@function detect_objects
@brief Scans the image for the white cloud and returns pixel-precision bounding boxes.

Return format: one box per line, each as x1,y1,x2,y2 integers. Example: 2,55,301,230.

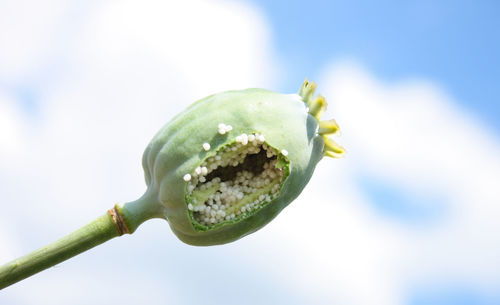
321,62,500,284
0,0,279,223
0,0,69,81
0,94,28,160
0,0,281,302
220,61,500,304
0,223,21,263
254,61,500,304
75,0,278,96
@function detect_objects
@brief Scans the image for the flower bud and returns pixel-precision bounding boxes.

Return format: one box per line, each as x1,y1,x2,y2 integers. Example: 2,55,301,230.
142,80,344,245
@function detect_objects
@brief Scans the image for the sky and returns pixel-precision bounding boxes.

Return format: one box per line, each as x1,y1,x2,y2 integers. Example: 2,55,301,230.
252,0,500,131
1,1,499,304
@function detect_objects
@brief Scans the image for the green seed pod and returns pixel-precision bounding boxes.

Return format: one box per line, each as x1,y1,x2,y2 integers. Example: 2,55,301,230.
142,80,344,245
0,80,345,289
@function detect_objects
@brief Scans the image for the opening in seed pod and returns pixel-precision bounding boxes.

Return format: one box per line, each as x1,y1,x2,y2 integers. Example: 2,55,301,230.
185,133,289,230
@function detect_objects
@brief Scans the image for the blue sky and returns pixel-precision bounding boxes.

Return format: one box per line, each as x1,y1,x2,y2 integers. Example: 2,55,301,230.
1,1,499,305
252,0,500,131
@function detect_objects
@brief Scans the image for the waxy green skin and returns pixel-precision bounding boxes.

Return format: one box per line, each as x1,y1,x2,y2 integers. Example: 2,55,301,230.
0,82,340,289
142,89,325,246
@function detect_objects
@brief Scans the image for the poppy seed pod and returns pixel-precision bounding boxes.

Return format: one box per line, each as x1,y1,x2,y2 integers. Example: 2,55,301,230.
0,80,345,289
142,80,344,245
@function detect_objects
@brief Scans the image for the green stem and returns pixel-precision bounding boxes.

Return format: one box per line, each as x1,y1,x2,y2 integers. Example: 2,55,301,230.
0,212,117,290
0,192,165,290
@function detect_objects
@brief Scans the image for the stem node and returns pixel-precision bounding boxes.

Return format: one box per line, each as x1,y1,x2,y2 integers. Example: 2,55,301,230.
108,204,130,236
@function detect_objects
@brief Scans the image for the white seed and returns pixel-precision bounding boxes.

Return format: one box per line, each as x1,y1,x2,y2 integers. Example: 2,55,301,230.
201,166,208,176
241,133,248,145
203,143,211,151
195,167,202,175
183,174,191,182
281,149,288,156
188,203,194,211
